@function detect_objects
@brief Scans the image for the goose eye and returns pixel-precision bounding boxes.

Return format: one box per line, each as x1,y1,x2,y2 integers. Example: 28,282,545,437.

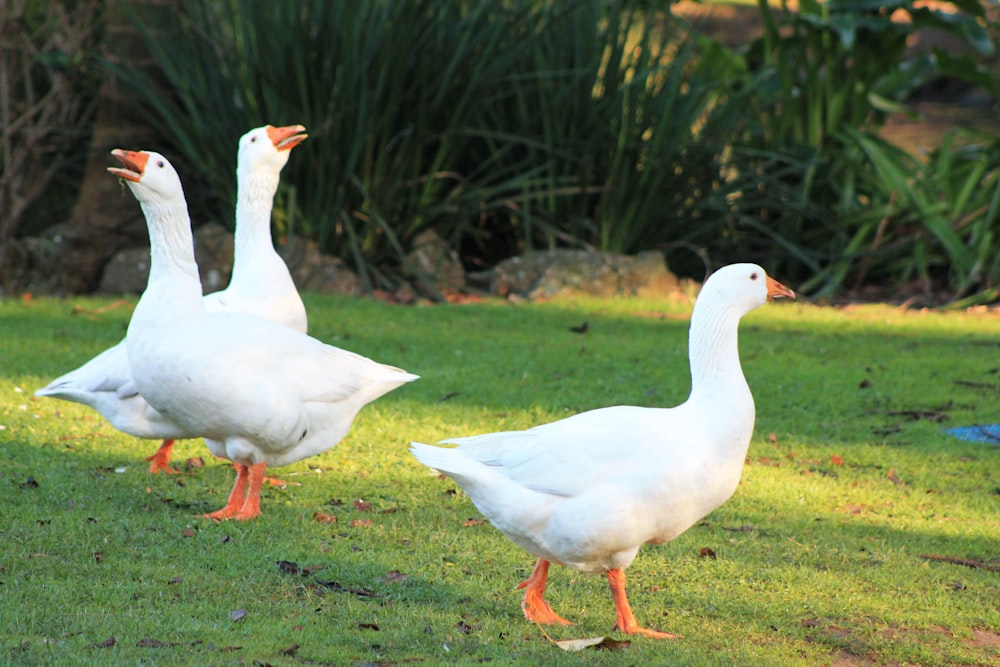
750,272,758,281
250,136,258,143
156,160,165,168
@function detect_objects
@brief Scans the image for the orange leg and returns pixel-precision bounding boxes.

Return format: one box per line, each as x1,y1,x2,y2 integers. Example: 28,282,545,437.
146,439,179,474
607,568,678,639
231,462,284,488
232,462,267,520
515,559,572,625
202,463,250,520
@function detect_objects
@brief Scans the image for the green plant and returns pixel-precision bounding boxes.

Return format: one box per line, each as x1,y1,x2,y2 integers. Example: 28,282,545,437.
110,1,755,290
725,0,998,299
803,129,1000,302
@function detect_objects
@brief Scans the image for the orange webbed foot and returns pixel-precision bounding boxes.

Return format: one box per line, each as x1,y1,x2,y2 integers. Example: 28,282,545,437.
200,462,251,521
517,559,573,626
613,622,679,639
146,439,179,474
521,587,573,626
607,568,678,640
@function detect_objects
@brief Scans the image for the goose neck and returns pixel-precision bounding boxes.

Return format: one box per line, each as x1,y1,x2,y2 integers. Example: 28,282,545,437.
141,197,200,290
687,299,746,398
234,169,280,250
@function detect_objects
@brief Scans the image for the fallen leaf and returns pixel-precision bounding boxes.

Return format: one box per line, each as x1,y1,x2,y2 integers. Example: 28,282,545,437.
569,321,589,334
859,379,872,389
19,477,39,490
768,432,778,443
463,518,485,527
230,609,247,622
699,547,717,559
378,569,407,583
553,636,631,651
183,457,204,470
723,525,756,532
92,551,103,563
279,643,299,656
136,638,172,648
313,580,380,598
359,622,380,631
353,499,373,512
829,454,844,466
455,620,479,634
93,636,116,648
887,469,902,485
277,560,304,576
350,518,373,528
313,511,338,524
181,527,196,538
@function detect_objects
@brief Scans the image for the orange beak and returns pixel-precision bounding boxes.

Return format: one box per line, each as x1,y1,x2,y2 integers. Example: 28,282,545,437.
107,149,149,182
266,124,308,151
766,275,795,300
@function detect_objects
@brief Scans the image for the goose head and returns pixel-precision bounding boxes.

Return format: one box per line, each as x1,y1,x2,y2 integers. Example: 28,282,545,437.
237,124,308,177
108,149,184,203
696,263,795,319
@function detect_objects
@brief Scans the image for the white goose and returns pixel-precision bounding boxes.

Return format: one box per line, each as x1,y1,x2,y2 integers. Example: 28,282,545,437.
113,148,417,520
411,263,794,638
35,125,308,473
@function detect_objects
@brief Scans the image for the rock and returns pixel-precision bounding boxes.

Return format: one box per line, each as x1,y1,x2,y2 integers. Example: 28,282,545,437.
403,229,465,297
97,222,235,295
97,247,151,295
193,223,234,293
96,227,362,297
489,249,679,300
279,235,361,296
0,225,79,296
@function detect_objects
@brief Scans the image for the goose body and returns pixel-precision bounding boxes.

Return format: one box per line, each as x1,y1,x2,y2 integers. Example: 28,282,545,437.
411,263,793,637
115,148,416,520
36,125,308,472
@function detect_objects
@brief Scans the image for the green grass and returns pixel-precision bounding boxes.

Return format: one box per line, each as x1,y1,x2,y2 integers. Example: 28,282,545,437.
1,292,998,666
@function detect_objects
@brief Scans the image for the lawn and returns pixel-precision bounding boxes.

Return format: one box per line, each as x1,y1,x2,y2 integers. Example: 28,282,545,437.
1,291,998,666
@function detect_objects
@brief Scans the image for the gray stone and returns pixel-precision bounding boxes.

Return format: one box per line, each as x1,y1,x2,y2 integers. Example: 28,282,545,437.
279,235,361,296
490,249,679,300
97,247,151,295
403,229,465,297
97,222,235,295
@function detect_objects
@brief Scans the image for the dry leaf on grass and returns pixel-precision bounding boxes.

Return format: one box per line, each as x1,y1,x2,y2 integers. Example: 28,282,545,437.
378,569,407,583
553,636,631,651
536,622,631,652
353,499,373,512
277,560,304,576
